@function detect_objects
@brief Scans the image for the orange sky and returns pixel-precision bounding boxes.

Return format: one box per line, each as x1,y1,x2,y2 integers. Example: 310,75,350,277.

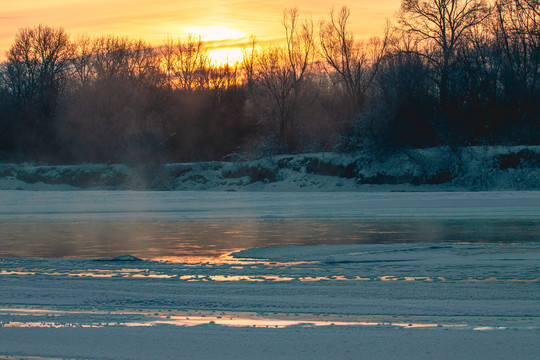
1,0,400,63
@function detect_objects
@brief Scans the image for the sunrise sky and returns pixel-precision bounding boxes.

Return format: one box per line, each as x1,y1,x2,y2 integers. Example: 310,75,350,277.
1,0,400,63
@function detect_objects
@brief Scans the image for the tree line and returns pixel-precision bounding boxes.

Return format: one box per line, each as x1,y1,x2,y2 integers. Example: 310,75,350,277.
0,0,539,164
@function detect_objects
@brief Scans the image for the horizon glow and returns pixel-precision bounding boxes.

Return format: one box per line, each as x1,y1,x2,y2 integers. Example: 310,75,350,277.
0,0,400,64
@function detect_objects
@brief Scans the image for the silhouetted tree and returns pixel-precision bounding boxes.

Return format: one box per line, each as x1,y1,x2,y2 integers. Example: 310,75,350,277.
3,2,540,165
376,46,438,149
493,0,540,142
320,6,388,115
397,0,490,117
319,6,389,152
71,35,94,87
252,7,315,153
90,36,157,84
2,25,74,157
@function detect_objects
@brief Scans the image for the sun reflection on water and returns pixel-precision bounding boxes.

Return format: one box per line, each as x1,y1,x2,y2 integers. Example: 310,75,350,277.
1,268,538,283
0,307,470,330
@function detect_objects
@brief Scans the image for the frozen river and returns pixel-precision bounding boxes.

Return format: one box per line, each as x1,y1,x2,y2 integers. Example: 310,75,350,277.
1,190,540,260
1,190,539,359
2,190,540,221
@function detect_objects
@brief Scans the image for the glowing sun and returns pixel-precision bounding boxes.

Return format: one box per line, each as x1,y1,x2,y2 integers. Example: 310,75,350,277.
181,25,247,64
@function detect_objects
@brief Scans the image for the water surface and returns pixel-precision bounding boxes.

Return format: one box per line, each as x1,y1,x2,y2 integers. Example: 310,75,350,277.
1,191,538,260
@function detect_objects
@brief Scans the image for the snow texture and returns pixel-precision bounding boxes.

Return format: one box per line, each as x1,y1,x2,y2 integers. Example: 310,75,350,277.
0,242,539,359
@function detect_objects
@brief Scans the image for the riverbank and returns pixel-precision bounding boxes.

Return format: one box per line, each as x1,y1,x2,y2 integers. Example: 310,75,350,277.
1,145,539,191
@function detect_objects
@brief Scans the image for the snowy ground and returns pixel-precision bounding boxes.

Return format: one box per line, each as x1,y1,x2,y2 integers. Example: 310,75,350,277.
0,191,539,359
1,242,539,359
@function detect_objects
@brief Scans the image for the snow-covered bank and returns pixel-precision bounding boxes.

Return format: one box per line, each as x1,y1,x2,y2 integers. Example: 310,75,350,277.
1,145,539,191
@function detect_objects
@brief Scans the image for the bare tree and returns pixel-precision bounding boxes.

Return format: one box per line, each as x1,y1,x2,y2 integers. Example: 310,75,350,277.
175,35,209,91
207,63,240,95
494,0,540,98
397,0,490,112
3,25,74,154
241,35,257,93
161,34,177,88
92,36,130,80
90,36,156,83
5,25,73,104
491,0,540,142
320,6,388,115
255,46,296,143
253,7,315,152
71,35,94,87
283,7,315,85
126,39,157,84
158,35,209,91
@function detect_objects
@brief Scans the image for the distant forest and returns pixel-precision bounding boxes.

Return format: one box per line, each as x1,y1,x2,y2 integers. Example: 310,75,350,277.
1,0,539,164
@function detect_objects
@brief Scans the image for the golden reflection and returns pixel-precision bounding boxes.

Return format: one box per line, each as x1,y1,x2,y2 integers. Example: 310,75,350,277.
0,270,36,275
403,276,434,282
1,267,539,283
0,307,467,330
473,326,508,331
150,252,316,266
131,273,175,279
210,275,265,282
